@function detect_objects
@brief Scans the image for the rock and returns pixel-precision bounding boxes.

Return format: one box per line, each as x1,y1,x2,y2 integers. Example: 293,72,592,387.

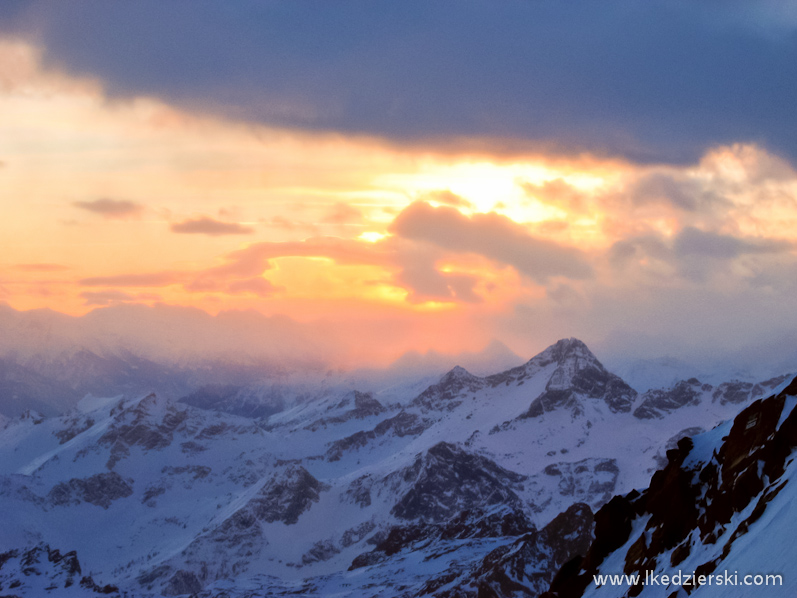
48,472,133,509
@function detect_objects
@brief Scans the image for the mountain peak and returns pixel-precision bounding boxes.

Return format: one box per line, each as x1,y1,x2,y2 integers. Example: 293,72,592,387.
411,366,485,411
441,365,477,383
543,338,595,365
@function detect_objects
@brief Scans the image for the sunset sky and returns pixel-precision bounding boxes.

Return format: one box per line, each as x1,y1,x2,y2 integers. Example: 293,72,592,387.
2,1,797,369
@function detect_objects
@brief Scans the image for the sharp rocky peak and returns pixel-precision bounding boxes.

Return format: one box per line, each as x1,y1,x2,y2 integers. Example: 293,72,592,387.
440,365,479,384
530,338,599,370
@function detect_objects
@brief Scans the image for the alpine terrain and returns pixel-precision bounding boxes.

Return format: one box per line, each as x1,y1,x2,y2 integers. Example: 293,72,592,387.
0,338,792,597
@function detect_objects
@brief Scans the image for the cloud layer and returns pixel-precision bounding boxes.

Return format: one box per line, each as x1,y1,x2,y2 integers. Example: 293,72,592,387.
2,1,796,163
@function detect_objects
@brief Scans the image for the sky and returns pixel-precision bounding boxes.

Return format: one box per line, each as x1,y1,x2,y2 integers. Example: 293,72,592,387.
1,1,797,372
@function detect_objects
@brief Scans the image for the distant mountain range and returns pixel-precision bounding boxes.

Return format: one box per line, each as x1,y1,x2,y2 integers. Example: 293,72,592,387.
0,338,794,597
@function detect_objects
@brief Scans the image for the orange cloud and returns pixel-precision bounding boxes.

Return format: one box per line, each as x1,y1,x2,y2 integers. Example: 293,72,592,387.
73,198,144,219
12,263,70,272
80,290,162,306
390,201,593,283
79,272,187,287
170,217,255,236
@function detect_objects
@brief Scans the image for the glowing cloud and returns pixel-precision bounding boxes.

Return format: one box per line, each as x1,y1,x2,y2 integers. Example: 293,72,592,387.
73,198,143,219
170,217,255,236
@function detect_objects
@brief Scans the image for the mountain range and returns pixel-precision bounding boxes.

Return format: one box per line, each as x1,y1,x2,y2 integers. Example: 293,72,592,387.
0,338,793,597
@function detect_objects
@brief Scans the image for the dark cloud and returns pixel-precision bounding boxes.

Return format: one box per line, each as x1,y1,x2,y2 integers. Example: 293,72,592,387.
3,1,796,163
73,198,143,219
673,227,791,259
390,202,593,283
609,235,671,267
170,217,255,236
609,227,794,283
625,172,725,213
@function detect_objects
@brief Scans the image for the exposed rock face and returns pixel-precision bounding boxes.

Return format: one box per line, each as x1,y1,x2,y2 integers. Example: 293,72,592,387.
0,544,117,596
516,339,637,419
529,458,619,513
53,415,95,444
48,472,133,509
711,374,790,406
350,503,593,598
391,442,526,522
326,410,429,461
306,391,387,431
98,393,189,468
353,391,386,417
163,569,202,596
179,384,283,419
633,378,706,419
454,503,594,598
350,506,536,570
542,376,797,598
247,465,328,525
141,465,329,593
412,366,486,412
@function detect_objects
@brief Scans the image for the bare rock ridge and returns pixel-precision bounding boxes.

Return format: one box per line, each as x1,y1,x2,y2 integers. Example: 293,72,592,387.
48,471,133,509
390,441,526,522
542,375,797,598
412,366,487,412
633,378,707,419
0,544,118,596
516,338,637,418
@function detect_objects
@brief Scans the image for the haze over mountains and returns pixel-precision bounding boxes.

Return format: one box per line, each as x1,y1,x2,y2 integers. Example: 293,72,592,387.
0,336,793,597
2,302,795,420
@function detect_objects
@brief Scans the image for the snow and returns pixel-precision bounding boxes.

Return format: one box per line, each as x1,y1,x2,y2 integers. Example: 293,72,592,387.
0,338,793,597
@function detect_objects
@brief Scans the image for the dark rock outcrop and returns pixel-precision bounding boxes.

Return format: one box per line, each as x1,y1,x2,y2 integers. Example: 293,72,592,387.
412,366,486,412
48,472,133,509
542,376,797,598
392,442,526,522
514,339,637,419
633,378,705,419
0,545,116,596
326,410,429,461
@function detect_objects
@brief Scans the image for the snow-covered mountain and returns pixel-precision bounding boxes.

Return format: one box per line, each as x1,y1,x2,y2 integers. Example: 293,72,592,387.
0,338,792,597
542,378,797,598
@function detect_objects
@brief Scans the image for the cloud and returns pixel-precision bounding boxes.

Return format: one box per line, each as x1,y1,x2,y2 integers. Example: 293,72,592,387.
73,198,143,219
608,227,794,284
5,2,797,163
12,263,70,272
170,217,255,236
419,190,473,208
520,179,587,213
321,203,363,225
624,172,726,213
390,202,593,283
80,290,161,306
79,272,185,287
673,227,791,259
226,277,280,297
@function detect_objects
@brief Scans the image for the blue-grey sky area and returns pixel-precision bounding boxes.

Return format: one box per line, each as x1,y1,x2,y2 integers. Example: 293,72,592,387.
2,0,796,164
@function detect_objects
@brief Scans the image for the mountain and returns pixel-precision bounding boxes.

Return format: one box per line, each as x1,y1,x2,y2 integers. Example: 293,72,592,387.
542,377,797,598
0,337,792,597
